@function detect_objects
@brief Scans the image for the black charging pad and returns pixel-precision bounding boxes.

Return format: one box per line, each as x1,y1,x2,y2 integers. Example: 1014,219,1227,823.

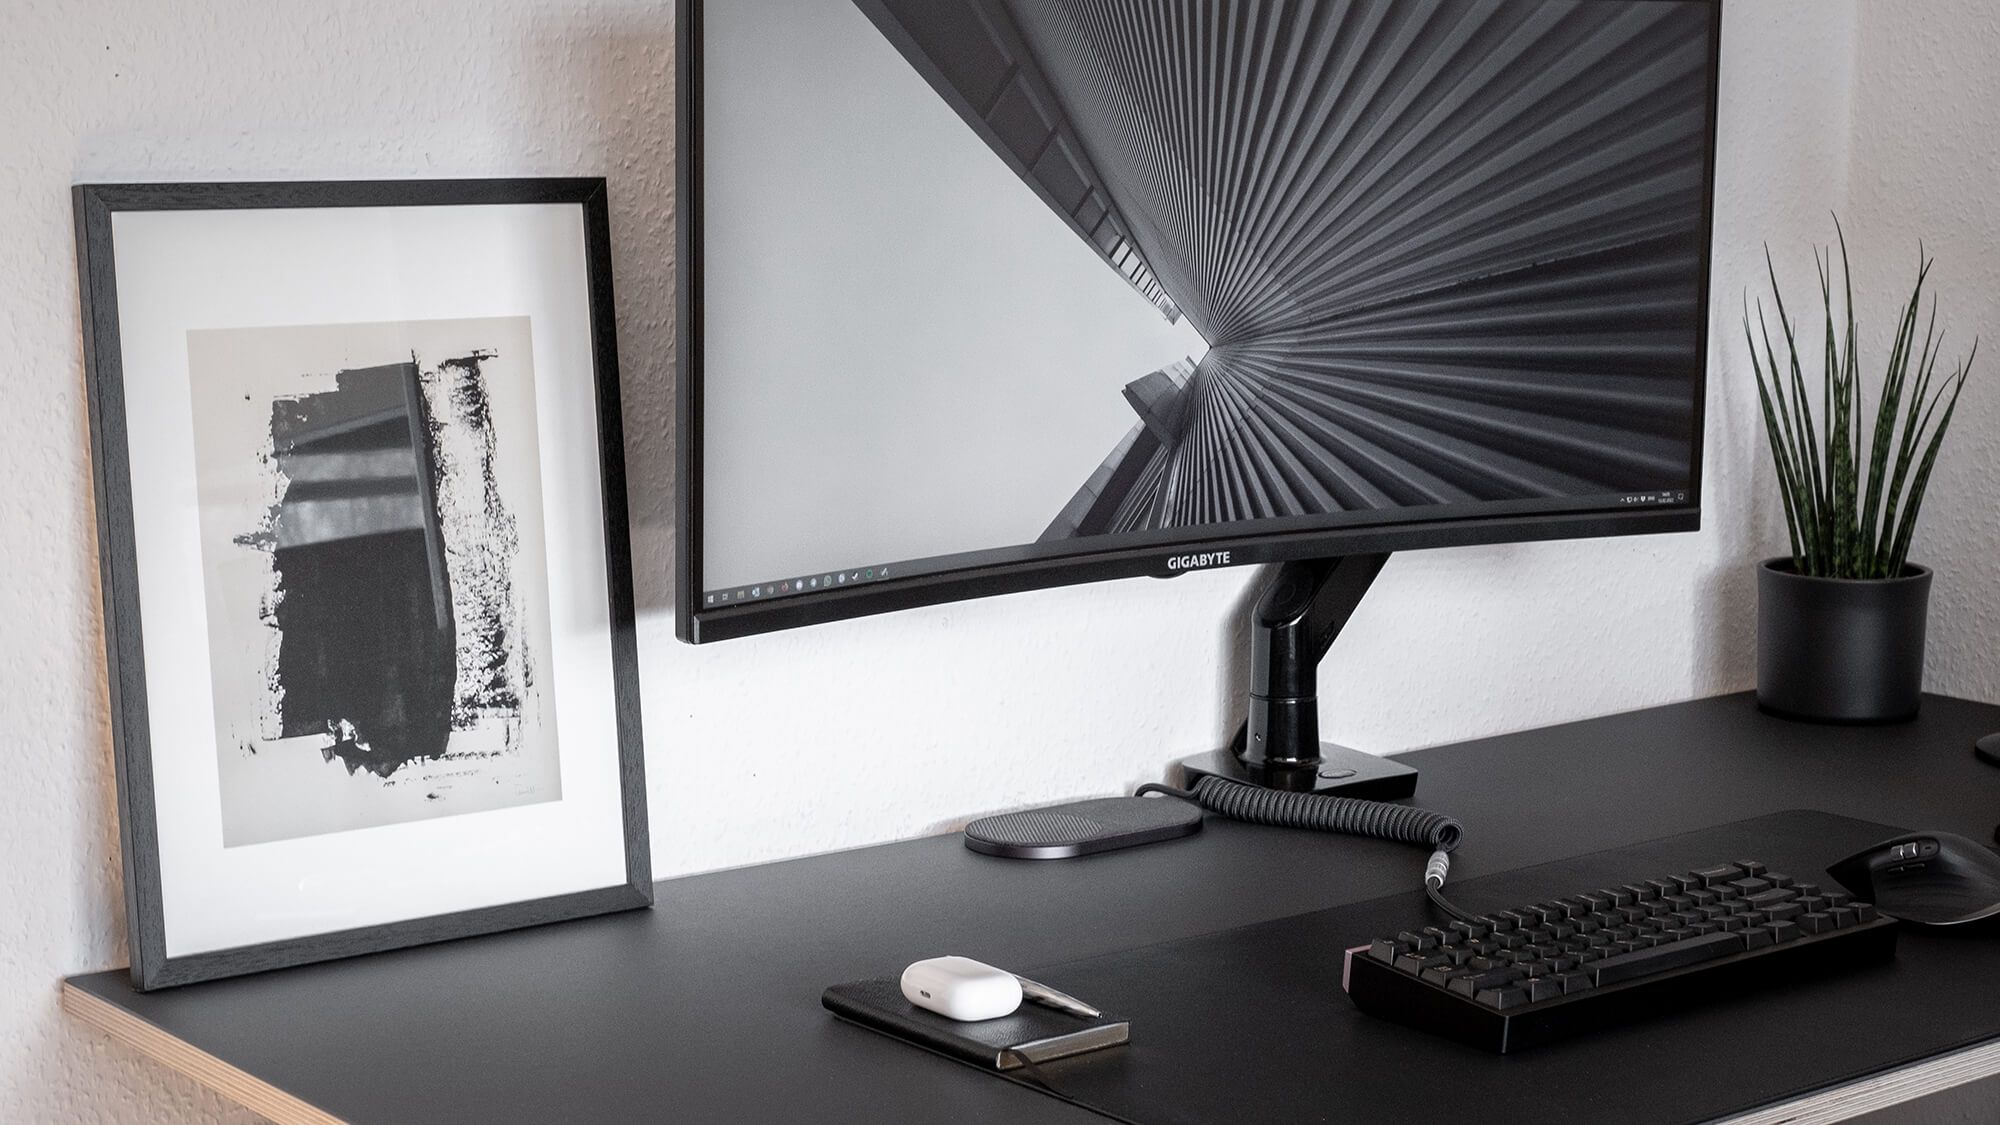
963,796,1203,859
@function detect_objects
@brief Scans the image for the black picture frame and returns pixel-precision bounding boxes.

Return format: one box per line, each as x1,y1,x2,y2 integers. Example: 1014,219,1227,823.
673,0,1723,643
74,178,651,991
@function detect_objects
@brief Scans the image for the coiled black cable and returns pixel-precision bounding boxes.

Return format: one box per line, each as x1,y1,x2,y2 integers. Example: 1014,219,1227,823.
1136,775,1477,921
1144,775,1462,850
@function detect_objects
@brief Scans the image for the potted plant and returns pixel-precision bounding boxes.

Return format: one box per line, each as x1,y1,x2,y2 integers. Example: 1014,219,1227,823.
1747,224,1975,723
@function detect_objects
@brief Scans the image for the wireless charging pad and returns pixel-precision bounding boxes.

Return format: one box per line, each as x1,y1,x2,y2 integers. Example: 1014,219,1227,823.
963,796,1203,859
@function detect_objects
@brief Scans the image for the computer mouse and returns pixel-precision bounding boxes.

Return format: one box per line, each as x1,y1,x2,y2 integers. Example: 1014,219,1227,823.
1828,831,2000,927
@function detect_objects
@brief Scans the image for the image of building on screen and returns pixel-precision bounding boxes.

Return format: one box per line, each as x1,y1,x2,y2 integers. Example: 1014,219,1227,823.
848,0,1712,539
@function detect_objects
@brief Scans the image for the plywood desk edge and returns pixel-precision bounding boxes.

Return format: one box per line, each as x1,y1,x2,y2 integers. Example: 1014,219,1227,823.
1721,1037,2000,1125
61,978,347,1125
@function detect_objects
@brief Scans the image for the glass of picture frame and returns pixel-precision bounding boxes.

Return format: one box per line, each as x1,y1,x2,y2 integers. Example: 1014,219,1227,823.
73,178,650,990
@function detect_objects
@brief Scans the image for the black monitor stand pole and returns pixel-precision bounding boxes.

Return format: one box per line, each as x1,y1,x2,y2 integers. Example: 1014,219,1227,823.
1179,553,1419,800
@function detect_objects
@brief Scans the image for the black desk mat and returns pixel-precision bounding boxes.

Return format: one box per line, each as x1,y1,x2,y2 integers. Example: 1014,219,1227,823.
988,810,2000,1124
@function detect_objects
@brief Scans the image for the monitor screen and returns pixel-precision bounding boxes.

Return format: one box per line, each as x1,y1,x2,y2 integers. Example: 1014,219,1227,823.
681,0,1717,639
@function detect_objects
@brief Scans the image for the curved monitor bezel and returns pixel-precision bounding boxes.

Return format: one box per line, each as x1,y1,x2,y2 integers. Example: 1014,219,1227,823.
674,0,1721,644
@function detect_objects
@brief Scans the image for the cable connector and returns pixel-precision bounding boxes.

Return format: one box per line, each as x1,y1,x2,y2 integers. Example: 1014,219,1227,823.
1425,847,1451,889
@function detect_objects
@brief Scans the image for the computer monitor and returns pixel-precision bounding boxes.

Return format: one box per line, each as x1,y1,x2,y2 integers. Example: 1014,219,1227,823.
677,1,1720,729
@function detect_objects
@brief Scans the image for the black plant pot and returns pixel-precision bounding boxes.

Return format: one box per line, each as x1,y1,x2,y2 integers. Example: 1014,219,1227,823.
1756,558,1932,723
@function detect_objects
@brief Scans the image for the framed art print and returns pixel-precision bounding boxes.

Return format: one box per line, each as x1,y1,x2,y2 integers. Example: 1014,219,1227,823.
74,179,650,989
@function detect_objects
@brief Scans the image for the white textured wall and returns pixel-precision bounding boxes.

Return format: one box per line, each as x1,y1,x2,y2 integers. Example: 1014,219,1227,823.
1843,0,2000,705
0,2,1876,1121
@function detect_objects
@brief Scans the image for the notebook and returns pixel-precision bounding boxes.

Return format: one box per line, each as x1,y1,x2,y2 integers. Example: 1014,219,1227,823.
822,976,1129,1070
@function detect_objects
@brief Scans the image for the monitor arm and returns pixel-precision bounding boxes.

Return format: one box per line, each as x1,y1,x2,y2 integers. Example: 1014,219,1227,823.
1178,552,1419,799
1240,553,1388,768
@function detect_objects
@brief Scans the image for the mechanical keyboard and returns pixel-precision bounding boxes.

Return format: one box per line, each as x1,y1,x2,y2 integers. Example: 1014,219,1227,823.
1344,859,1898,1052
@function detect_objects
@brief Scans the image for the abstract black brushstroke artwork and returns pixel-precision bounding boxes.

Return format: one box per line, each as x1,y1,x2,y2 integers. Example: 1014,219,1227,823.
850,0,1711,536
190,316,560,847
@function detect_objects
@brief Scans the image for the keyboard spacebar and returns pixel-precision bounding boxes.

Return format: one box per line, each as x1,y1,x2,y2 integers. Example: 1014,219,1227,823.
1590,931,1747,986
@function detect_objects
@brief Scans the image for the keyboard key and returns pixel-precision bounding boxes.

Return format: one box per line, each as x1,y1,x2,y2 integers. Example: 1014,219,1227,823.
1729,877,1772,895
1855,903,1878,922
1421,964,1464,986
1745,888,1798,909
1591,930,1746,986
1767,920,1801,943
1798,913,1835,935
1526,976,1563,1002
1397,952,1452,974
1742,925,1775,949
1399,930,1438,950
1623,883,1657,902
1556,971,1593,994
1767,873,1796,889
1694,864,1742,886
1764,903,1804,923
1476,985,1531,1010
1450,967,1524,997
1369,939,1400,963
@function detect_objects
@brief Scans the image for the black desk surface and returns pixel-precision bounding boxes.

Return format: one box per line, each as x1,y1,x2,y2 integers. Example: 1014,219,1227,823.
66,693,2000,1123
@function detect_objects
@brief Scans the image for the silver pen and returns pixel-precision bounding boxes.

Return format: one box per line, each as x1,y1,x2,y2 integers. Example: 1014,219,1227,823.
1013,974,1102,1019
